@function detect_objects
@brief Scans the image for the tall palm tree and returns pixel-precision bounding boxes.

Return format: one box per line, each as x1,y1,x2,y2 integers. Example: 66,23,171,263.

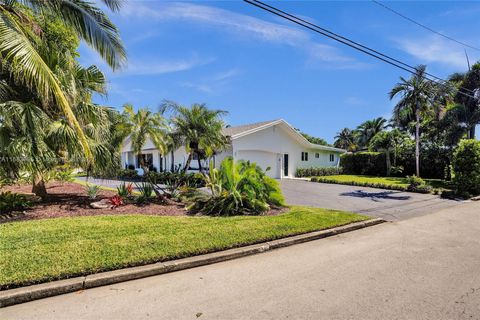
334,128,357,152
355,117,388,148
122,104,168,171
390,65,434,177
448,62,480,139
167,102,228,173
0,0,126,162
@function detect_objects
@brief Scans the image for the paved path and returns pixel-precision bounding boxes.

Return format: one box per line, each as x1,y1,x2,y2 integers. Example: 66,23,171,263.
2,201,479,319
281,179,461,221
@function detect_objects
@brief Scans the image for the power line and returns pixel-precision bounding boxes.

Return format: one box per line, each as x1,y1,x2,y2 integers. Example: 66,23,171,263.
243,0,477,99
372,0,480,53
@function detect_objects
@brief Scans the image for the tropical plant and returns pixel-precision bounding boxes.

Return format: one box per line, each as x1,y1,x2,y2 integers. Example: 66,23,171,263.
122,104,168,171
187,158,285,216
0,191,31,213
448,63,480,139
109,195,123,208
0,0,126,162
85,183,100,200
117,182,133,199
135,182,154,204
390,65,436,177
300,132,329,146
355,117,388,148
334,128,357,151
166,102,228,173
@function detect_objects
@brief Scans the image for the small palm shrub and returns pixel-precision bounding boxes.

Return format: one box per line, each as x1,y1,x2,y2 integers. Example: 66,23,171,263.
85,184,100,200
117,182,134,199
55,169,75,184
0,192,31,213
187,158,285,216
452,139,480,197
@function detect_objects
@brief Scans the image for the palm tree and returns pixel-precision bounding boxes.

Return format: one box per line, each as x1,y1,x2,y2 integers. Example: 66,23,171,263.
334,128,357,151
390,65,434,177
0,0,126,162
448,62,480,139
356,117,387,149
167,102,228,173
122,104,168,171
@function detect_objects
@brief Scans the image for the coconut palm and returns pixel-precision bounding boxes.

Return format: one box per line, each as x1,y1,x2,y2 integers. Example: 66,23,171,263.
356,117,388,148
0,0,126,161
448,62,480,139
390,65,435,177
122,104,168,170
334,128,357,151
167,102,228,173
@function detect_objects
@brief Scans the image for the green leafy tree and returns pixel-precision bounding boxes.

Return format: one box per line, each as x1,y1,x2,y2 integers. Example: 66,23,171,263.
0,0,126,161
300,132,329,146
390,65,435,177
355,117,388,149
122,104,168,170
334,128,357,152
452,139,480,197
167,102,228,173
448,62,480,139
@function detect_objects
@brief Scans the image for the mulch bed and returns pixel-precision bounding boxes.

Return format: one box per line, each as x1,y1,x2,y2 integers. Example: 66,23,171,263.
1,182,287,223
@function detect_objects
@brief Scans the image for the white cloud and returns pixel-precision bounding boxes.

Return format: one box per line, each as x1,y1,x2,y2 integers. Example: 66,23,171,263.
118,55,215,76
395,35,478,68
179,68,243,94
121,2,362,68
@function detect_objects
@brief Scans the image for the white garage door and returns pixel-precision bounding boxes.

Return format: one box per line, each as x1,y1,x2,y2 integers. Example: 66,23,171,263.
237,150,280,178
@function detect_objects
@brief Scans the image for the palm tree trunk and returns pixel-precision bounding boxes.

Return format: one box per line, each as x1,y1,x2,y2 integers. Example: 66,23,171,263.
385,150,391,177
183,153,193,173
469,126,476,140
170,150,175,172
32,172,47,199
415,108,421,177
197,152,203,174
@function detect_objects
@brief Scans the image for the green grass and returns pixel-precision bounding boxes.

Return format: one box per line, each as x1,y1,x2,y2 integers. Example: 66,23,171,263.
316,175,449,190
0,206,368,289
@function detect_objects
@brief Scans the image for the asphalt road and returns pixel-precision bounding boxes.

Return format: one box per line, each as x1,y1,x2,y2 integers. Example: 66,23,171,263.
281,179,461,221
2,201,480,320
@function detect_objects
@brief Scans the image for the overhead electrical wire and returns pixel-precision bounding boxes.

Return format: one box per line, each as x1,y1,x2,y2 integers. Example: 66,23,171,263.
372,0,480,53
243,0,477,100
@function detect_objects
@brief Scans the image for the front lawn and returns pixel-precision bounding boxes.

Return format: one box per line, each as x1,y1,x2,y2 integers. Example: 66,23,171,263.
0,206,368,289
312,175,450,192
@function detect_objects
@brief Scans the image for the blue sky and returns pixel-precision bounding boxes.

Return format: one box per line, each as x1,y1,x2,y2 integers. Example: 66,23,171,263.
79,1,480,143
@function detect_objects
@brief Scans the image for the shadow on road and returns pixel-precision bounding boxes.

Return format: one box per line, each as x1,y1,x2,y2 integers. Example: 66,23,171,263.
340,190,411,202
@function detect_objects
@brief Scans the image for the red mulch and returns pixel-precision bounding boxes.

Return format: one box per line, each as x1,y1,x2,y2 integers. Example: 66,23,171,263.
1,182,186,223
1,182,287,223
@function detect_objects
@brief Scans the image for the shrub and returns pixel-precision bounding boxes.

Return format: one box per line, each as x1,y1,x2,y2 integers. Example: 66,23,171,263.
0,192,31,213
452,139,480,197
54,169,75,184
117,169,140,180
340,152,386,176
85,184,100,200
296,167,342,178
117,182,133,199
187,158,285,216
109,195,123,208
144,171,205,188
135,182,154,204
405,175,425,188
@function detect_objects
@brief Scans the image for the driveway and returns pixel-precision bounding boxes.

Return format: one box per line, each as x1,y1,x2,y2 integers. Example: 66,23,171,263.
3,201,479,319
281,179,461,221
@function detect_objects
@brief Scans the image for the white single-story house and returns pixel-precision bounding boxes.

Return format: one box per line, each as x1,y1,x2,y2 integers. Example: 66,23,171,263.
120,119,346,179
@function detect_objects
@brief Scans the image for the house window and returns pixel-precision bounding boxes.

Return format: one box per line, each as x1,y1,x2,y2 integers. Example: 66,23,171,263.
301,152,309,161
329,154,335,162
315,153,320,158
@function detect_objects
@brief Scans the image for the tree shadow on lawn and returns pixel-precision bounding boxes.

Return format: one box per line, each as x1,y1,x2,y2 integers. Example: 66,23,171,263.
340,190,411,202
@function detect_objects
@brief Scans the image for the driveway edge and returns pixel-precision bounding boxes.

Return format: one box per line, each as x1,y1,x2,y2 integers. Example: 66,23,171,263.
0,218,385,308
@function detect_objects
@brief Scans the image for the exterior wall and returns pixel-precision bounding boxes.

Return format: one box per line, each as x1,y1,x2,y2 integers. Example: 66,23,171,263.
296,149,341,169
231,124,342,177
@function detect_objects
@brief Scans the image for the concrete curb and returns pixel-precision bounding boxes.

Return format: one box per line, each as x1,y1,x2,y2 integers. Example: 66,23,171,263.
0,218,385,308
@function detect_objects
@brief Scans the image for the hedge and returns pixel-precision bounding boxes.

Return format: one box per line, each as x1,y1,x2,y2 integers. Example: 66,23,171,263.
296,167,342,178
452,139,480,197
310,177,432,194
340,152,387,176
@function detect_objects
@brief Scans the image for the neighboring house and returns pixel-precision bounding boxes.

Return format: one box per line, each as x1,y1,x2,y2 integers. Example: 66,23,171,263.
120,119,346,178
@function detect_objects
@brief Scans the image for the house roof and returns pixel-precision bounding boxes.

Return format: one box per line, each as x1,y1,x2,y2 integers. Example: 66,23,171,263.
222,120,279,137
223,119,346,153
